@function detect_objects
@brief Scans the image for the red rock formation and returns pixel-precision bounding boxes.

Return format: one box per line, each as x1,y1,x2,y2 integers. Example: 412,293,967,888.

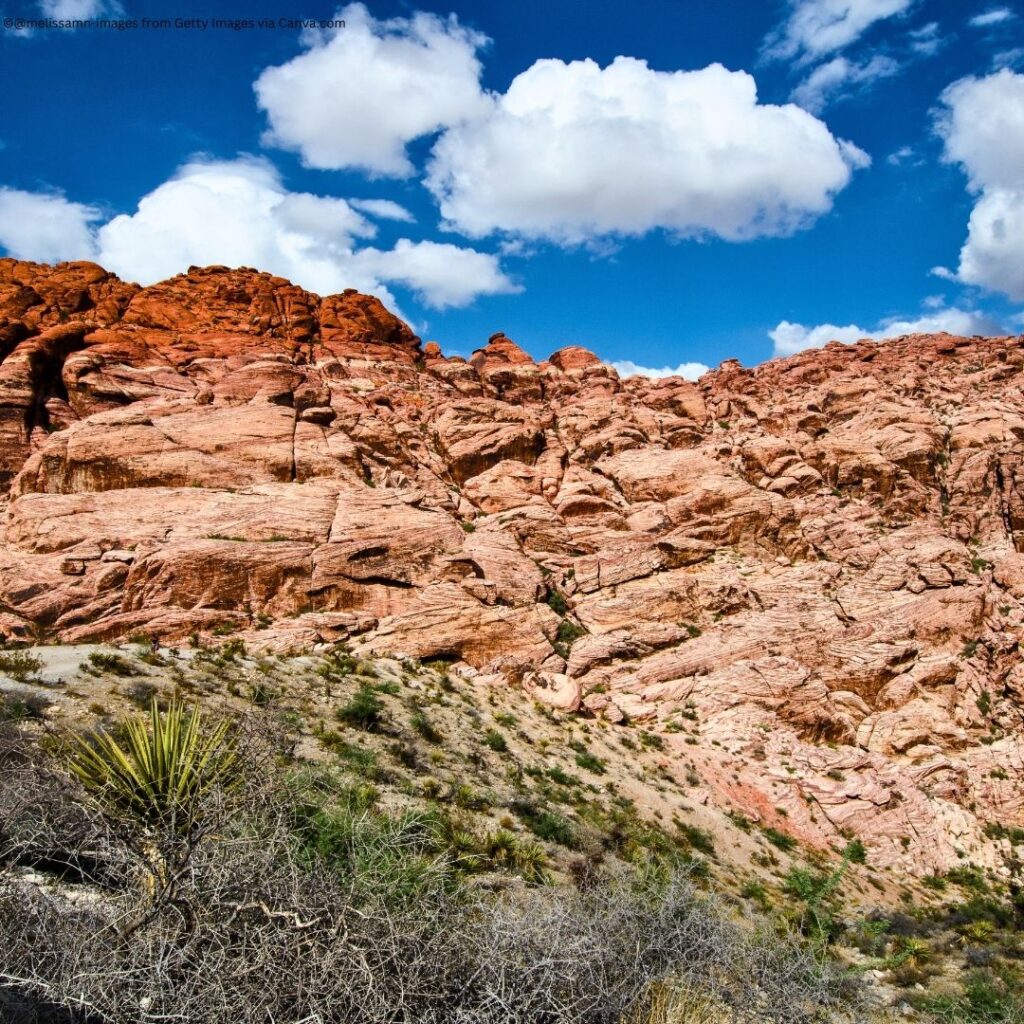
3,257,1024,874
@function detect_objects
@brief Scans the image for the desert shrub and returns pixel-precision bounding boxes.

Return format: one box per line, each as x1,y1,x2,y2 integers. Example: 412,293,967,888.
483,728,508,753
677,824,715,857
547,765,581,788
122,680,160,710
0,650,43,682
318,647,358,680
842,838,867,864
781,853,854,950
917,968,1024,1023
411,711,443,744
85,651,139,677
0,693,52,723
575,749,607,775
338,684,386,731
0,718,855,1024
512,799,581,849
764,827,797,852
554,619,587,657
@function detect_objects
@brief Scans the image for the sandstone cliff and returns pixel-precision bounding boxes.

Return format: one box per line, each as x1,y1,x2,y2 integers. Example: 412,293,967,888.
2,257,1023,874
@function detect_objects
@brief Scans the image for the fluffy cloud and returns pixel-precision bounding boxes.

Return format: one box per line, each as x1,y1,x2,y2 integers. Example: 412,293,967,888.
354,238,521,309
770,305,1004,357
791,54,900,112
0,158,514,310
608,359,709,381
764,0,915,64
426,57,868,245
937,71,1024,193
96,157,377,295
936,69,1024,300
954,188,1024,300
0,187,101,263
255,3,488,176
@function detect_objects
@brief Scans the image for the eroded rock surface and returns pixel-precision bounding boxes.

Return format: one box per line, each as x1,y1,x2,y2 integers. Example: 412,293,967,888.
3,258,1024,874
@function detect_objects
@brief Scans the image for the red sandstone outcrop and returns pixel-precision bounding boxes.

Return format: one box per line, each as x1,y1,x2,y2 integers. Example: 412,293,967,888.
2,257,1024,875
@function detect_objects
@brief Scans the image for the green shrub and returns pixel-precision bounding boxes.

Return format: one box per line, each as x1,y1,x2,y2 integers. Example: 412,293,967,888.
123,681,160,710
318,648,357,680
843,838,867,864
219,638,246,662
451,783,490,811
783,863,845,945
574,750,606,774
512,800,580,849
0,692,51,722
918,969,1022,1023
0,650,43,681
546,765,581,787
483,729,508,753
555,619,586,647
411,711,443,743
639,730,665,751
86,651,140,677
337,684,385,731
764,827,797,852
677,823,715,856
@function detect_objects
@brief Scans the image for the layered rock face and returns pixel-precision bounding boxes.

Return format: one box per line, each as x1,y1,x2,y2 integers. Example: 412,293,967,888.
3,258,1024,874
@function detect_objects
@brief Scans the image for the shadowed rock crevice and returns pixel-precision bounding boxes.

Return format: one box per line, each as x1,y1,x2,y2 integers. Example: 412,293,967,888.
24,326,90,437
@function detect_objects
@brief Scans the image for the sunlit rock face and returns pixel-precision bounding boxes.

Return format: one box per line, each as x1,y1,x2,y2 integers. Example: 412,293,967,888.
3,256,1024,875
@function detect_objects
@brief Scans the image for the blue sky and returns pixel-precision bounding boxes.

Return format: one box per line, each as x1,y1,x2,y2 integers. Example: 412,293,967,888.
1,0,1023,374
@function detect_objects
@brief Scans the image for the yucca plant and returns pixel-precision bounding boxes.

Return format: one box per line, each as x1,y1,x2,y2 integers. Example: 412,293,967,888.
69,697,238,902
512,839,550,884
68,696,237,835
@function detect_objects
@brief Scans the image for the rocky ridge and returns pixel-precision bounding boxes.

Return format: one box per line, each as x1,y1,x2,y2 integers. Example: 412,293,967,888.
2,257,1023,875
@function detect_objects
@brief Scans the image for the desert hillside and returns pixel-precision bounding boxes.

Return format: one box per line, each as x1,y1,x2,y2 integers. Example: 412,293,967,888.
2,257,1023,879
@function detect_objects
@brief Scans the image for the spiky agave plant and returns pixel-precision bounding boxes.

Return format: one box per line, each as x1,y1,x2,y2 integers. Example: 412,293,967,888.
69,696,237,835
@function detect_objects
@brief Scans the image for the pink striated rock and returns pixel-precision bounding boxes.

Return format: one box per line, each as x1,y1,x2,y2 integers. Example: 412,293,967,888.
524,670,581,712
548,345,602,371
3,260,1024,873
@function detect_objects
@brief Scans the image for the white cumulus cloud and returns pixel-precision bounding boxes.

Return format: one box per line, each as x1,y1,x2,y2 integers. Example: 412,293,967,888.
0,157,515,311
96,156,379,296
425,57,868,245
353,238,520,309
936,69,1024,300
0,187,101,263
608,359,709,381
954,188,1024,300
791,54,901,112
770,305,1004,357
254,2,489,177
764,0,916,65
